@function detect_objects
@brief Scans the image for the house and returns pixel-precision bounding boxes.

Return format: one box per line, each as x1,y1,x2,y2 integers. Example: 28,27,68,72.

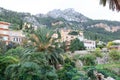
109,40,120,50
56,29,96,50
83,39,96,50
9,30,25,44
0,21,10,44
0,21,25,44
109,45,120,51
60,29,83,42
60,29,84,49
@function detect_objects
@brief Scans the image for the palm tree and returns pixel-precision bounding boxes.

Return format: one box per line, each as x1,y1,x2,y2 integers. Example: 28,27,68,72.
29,27,64,69
4,28,63,79
30,28,54,51
100,0,120,11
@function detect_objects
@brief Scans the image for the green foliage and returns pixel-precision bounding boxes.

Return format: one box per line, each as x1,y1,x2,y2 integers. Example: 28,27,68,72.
9,23,22,30
60,42,67,52
93,48,103,58
109,50,120,61
1,7,120,40
68,31,79,35
86,67,97,80
5,47,25,58
40,65,58,80
79,54,96,66
107,41,114,48
57,58,88,80
5,52,58,80
0,8,24,30
0,40,7,54
70,38,85,52
84,27,120,42
28,27,64,68
95,62,120,80
84,65,120,80
97,69,120,80
0,41,19,54
96,43,106,49
30,27,55,51
5,62,41,80
0,55,19,80
38,17,65,27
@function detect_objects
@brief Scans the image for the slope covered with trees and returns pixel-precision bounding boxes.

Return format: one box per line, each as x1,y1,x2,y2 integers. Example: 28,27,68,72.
0,7,120,42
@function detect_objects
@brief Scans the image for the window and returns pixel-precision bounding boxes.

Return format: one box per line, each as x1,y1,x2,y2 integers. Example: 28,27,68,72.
19,38,21,42
13,38,16,41
16,38,18,42
18,38,19,42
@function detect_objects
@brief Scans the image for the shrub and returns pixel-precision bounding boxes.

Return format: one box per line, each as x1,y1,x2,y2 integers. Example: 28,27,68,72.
93,49,103,58
57,58,87,80
109,50,120,61
97,69,120,80
5,47,25,58
79,54,96,66
69,38,85,52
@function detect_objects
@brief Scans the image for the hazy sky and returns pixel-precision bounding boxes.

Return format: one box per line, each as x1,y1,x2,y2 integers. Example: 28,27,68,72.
0,0,120,21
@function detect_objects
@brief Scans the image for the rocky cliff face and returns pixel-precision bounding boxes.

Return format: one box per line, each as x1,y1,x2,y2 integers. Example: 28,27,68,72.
47,8,89,22
94,23,120,32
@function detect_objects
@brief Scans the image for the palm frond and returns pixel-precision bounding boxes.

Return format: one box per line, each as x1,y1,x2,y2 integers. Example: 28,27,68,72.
100,0,107,6
100,0,120,11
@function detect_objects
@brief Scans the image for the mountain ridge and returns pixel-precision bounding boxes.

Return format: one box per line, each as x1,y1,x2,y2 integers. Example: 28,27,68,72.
47,8,89,22
0,7,120,42
0,7,120,26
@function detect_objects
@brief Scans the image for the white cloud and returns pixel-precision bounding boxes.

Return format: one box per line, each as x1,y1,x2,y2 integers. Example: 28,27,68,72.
0,0,120,21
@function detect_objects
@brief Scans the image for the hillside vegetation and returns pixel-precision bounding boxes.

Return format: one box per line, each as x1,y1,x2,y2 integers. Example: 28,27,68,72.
0,7,120,42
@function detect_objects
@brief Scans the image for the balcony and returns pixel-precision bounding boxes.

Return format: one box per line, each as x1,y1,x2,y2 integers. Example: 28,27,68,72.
0,30,9,35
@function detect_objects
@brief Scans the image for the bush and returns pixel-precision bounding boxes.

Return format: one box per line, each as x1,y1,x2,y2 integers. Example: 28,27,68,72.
69,38,85,52
79,54,96,66
0,56,19,79
5,47,25,58
97,69,120,80
93,49,103,58
109,50,120,61
68,31,79,35
57,58,87,80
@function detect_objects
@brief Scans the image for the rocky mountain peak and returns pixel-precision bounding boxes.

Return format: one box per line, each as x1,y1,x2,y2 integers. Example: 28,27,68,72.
47,8,89,22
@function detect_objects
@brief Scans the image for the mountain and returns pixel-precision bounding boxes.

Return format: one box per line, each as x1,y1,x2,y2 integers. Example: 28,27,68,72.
0,7,120,42
0,7,40,27
47,8,89,22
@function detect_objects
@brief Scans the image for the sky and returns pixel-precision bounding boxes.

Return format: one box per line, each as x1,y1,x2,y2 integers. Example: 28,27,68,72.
0,0,120,21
